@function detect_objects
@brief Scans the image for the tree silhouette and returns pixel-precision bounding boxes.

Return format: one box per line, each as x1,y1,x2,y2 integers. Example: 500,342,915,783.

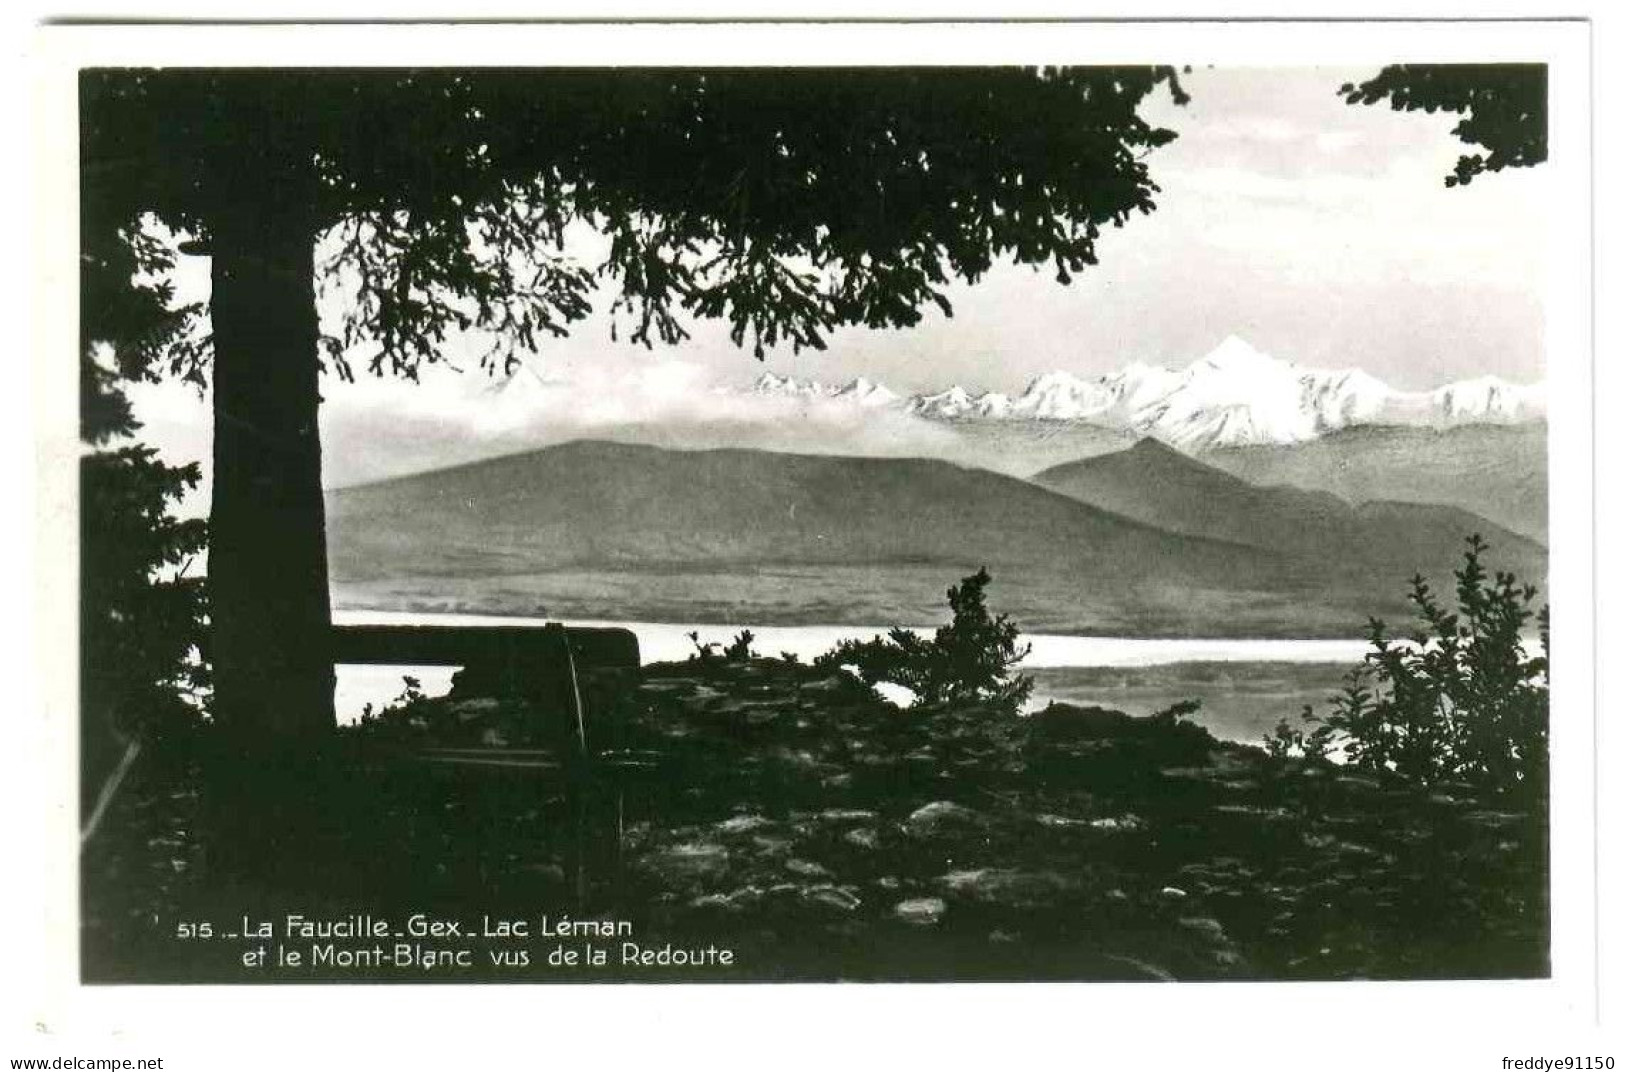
81,67,1188,741
1339,64,1547,187
80,320,208,817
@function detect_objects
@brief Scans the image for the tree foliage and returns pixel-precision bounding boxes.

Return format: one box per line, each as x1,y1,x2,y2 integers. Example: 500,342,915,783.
1339,64,1547,187
80,201,212,794
80,353,209,798
80,439,209,733
818,568,1033,710
82,67,1189,380
1270,536,1548,799
79,67,1190,741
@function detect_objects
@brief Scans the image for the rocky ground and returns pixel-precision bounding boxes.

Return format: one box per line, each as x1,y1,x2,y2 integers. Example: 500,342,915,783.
81,655,1548,983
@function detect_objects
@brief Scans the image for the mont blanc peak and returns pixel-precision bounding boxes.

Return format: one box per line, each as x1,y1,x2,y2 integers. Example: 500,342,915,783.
743,339,1544,447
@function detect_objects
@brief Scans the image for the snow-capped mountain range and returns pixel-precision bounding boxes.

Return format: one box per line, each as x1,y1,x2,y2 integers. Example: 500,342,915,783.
749,336,1546,449
748,374,902,409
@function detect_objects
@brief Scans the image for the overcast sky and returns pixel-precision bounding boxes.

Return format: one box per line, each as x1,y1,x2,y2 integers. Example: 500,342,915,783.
128,65,1550,487
755,65,1549,394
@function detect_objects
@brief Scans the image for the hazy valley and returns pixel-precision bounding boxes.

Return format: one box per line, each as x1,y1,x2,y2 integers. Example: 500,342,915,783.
328,432,1545,639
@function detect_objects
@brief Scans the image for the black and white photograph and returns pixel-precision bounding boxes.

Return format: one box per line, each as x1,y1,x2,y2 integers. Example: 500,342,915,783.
15,13,1616,1071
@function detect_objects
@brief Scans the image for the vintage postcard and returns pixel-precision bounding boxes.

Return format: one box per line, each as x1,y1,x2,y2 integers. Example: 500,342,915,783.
20,15,1604,1070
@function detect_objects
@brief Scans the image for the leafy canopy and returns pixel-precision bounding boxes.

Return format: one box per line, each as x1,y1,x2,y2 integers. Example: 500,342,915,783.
1340,64,1547,187
81,67,1187,384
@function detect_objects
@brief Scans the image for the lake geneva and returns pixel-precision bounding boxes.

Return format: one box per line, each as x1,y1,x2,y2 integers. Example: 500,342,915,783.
332,609,1370,743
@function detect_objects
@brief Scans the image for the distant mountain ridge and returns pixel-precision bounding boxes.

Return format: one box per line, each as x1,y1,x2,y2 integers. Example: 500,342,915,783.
748,373,901,409
1033,439,1546,580
330,439,1275,579
328,439,1544,638
1199,422,1548,544
750,336,1546,449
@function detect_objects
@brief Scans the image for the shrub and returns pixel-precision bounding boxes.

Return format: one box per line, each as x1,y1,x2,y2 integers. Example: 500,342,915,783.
1264,705,1334,763
723,630,757,661
686,629,758,663
1276,536,1548,799
817,568,1033,710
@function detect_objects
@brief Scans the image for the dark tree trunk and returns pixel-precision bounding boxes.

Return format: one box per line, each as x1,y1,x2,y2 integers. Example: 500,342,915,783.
208,175,335,742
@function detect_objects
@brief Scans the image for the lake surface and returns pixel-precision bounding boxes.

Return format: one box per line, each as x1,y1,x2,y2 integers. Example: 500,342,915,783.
332,609,1370,742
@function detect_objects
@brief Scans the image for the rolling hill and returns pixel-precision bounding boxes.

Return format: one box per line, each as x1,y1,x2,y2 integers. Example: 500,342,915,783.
327,441,1542,637
1195,422,1548,543
329,440,1283,582
1033,439,1547,588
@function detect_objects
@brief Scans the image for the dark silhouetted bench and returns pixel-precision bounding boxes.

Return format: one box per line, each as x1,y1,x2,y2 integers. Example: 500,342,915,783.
331,623,640,766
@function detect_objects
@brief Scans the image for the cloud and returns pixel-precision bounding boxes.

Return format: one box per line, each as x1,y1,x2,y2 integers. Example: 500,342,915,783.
1200,115,1311,144
115,65,1550,490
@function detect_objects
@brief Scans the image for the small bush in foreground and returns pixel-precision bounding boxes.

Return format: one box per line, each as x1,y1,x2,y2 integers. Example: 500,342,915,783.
686,629,758,663
817,568,1033,710
1272,536,1548,800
